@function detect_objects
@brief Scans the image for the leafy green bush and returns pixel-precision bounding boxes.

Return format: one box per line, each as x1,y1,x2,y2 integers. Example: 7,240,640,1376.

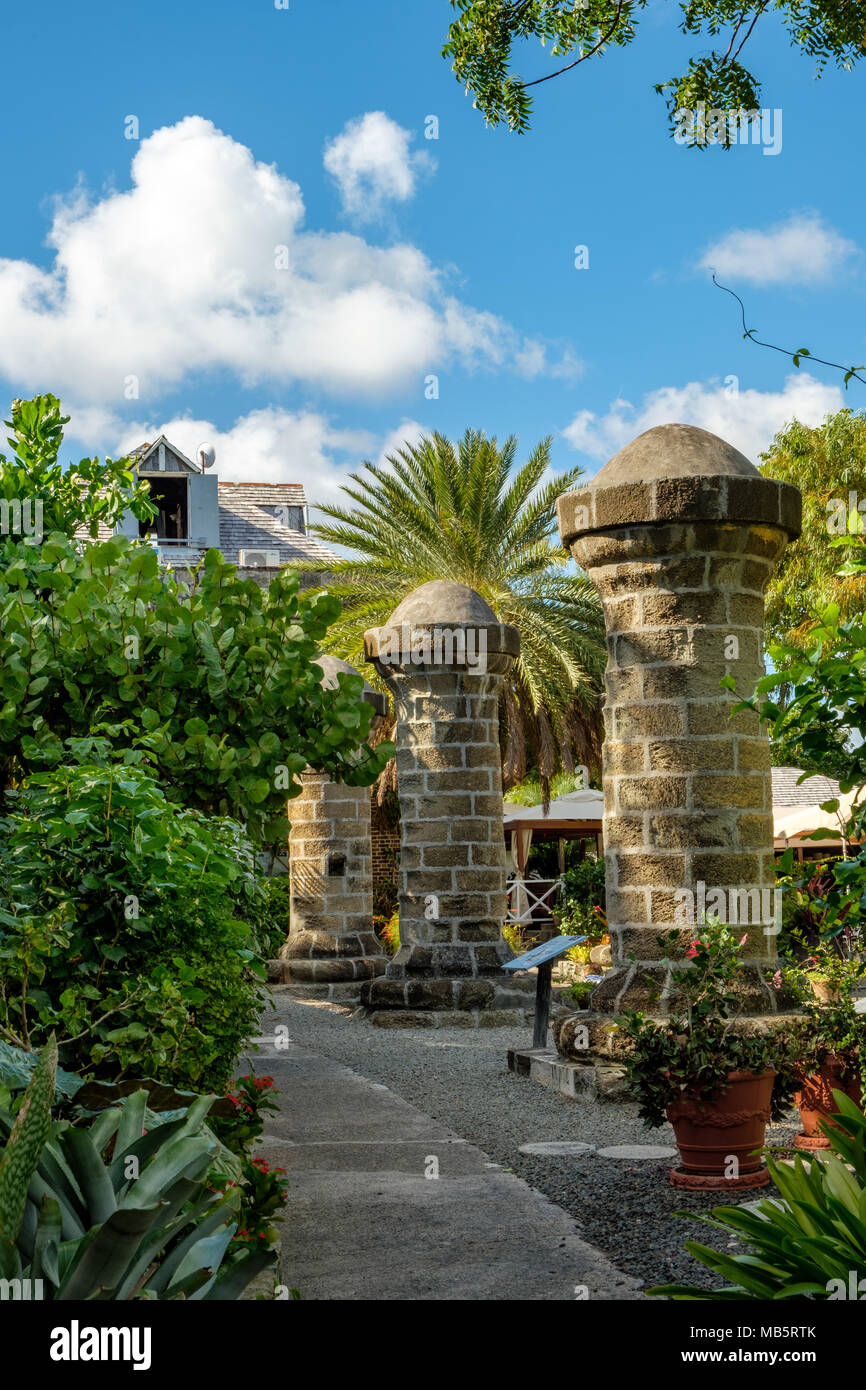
0,755,271,1091
0,1039,271,1299
560,857,606,907
619,924,793,1130
247,876,290,961
774,939,866,1093
0,396,392,845
211,1074,288,1256
649,1091,866,1300
732,598,866,971
0,393,155,543
556,857,607,942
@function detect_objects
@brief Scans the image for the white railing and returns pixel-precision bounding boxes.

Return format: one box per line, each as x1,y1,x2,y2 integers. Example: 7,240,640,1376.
505,876,562,926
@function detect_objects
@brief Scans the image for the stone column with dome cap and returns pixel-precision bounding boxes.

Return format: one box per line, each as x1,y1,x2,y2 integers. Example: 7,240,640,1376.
555,424,801,1036
276,656,390,1002
360,580,531,1026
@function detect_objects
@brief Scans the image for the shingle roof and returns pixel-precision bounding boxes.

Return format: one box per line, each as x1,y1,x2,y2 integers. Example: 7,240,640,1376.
75,450,340,571
772,765,841,808
216,483,337,567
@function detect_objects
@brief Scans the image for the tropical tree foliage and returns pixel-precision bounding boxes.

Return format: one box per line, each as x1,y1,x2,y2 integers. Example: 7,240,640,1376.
0,393,155,541
309,429,606,795
0,395,392,843
443,0,866,137
759,410,866,647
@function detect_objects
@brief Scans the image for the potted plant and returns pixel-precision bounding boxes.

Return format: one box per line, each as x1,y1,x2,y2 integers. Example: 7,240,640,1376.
618,922,791,1191
774,941,866,1149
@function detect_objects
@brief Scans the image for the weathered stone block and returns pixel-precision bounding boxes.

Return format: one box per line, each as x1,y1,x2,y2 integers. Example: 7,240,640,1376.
613,852,686,887
641,590,726,626
687,700,758,736
607,888,649,923
458,979,496,1009
604,815,646,848
649,812,735,849
690,852,761,885
615,704,684,739
603,740,647,775
618,776,687,810
422,844,471,867
692,774,765,809
647,739,735,773
736,738,772,771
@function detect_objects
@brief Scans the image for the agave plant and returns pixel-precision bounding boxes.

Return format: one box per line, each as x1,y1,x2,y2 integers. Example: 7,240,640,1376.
0,1037,273,1299
649,1090,866,1299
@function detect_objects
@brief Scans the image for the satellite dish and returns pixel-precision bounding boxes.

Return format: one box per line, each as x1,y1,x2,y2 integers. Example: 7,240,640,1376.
197,442,216,471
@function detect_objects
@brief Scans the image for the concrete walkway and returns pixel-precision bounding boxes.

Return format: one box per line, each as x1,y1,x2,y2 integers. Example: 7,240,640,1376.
247,1025,643,1302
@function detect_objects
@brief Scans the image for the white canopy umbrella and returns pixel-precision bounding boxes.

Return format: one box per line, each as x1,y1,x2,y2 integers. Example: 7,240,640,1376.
503,788,605,828
774,789,862,854
503,789,604,921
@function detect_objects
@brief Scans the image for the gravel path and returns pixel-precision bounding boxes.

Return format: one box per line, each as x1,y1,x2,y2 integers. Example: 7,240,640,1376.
261,990,800,1294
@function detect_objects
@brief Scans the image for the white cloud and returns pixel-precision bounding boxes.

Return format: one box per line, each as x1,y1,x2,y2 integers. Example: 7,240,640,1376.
698,213,858,287
76,404,431,508
0,116,569,405
323,111,434,221
562,373,845,468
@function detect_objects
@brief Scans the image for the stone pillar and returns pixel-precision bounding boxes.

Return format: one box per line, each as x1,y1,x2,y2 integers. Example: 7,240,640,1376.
278,657,389,1002
556,424,801,1022
360,581,530,1027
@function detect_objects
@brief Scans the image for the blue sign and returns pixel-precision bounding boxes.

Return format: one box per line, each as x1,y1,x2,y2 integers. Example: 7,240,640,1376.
502,935,587,971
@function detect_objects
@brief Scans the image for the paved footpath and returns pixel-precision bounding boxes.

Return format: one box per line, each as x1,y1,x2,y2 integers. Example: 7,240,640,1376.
245,1003,643,1302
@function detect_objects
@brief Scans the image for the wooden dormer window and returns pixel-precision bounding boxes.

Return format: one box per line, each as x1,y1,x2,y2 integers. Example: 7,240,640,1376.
138,475,189,541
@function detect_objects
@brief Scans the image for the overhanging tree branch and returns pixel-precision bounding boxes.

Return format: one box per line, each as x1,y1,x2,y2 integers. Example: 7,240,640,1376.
521,1,627,89
713,274,866,389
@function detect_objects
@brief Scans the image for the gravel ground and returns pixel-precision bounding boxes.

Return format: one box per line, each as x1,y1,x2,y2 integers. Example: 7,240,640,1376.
262,991,800,1294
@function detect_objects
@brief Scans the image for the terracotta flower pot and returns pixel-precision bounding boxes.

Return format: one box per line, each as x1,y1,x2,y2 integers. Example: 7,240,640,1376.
666,1070,776,1181
808,978,840,1005
794,1055,864,1150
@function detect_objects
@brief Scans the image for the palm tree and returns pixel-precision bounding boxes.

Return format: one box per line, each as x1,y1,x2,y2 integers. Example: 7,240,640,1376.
308,429,606,800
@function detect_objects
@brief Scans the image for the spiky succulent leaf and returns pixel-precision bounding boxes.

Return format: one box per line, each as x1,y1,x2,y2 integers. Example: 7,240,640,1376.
0,1035,57,1243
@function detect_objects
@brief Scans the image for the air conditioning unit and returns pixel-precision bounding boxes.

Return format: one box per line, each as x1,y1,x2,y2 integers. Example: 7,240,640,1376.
238,548,281,568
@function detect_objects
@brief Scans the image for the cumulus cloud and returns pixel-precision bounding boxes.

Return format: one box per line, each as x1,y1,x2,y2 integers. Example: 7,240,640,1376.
698,213,858,287
323,111,434,221
0,117,570,405
72,404,431,507
561,373,845,469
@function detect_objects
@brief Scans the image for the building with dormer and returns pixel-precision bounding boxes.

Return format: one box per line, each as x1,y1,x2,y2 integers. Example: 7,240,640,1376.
100,435,339,583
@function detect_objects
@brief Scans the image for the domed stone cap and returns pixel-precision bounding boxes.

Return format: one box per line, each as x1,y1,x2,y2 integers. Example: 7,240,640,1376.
596,424,758,484
314,654,388,717
556,422,801,546
387,580,497,626
363,580,520,665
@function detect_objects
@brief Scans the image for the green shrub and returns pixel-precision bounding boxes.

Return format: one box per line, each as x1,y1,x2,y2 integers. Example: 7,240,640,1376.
556,857,607,942
211,1074,288,1257
619,924,793,1130
0,396,392,845
560,857,606,910
247,876,290,961
774,939,866,1093
0,755,272,1092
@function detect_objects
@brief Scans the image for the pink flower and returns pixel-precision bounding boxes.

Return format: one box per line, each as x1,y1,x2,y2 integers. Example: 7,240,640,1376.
739,934,748,947
772,970,782,990
686,944,698,959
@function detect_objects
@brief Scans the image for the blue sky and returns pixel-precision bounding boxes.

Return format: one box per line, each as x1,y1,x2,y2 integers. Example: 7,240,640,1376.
0,0,863,512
